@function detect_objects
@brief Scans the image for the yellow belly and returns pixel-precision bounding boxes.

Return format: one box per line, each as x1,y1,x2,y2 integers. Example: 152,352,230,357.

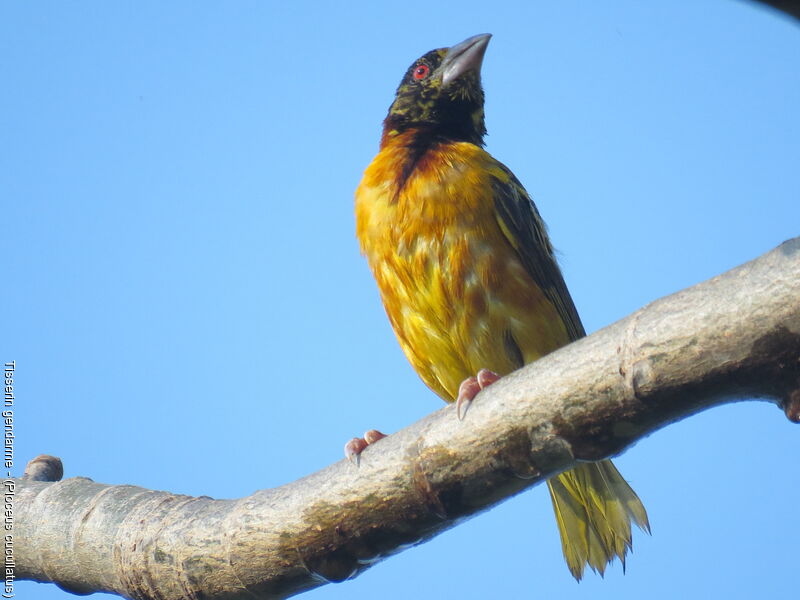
355,136,570,401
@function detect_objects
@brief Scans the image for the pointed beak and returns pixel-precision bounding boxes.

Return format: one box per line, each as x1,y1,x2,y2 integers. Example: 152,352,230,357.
441,33,491,87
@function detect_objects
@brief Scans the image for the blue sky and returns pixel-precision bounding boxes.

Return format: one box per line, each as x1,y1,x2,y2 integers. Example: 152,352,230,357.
4,2,799,599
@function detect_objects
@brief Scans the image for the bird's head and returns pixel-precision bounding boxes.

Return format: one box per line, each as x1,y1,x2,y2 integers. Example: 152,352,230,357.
383,33,491,146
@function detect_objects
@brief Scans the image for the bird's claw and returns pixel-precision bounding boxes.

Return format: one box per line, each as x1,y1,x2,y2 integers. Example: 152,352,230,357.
344,437,368,464
456,369,500,420
456,376,481,420
344,429,387,465
364,429,387,444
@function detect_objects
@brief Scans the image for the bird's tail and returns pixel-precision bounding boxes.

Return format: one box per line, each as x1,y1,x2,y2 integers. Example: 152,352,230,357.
547,460,650,579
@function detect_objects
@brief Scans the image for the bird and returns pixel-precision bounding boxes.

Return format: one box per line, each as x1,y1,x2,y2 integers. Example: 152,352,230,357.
351,33,649,580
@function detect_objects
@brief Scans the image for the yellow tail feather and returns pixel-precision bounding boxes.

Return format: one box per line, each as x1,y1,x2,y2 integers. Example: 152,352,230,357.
547,460,650,579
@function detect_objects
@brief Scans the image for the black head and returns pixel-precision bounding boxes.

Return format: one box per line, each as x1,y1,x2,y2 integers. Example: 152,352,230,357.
383,34,491,146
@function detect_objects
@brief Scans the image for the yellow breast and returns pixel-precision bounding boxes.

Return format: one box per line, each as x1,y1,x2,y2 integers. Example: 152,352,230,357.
355,133,569,401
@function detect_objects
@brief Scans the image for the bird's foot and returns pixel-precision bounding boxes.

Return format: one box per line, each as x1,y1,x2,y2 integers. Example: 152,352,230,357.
456,369,500,420
344,429,387,465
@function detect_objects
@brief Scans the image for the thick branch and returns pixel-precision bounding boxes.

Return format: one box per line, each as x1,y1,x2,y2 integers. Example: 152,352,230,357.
14,238,800,599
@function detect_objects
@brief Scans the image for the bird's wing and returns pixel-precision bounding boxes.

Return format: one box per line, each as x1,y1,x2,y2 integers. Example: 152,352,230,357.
491,165,586,342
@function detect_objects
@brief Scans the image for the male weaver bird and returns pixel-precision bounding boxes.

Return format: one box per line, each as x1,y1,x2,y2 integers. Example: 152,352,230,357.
351,33,649,579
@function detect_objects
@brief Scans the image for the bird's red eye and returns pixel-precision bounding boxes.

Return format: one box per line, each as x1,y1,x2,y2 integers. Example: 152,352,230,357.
413,64,430,80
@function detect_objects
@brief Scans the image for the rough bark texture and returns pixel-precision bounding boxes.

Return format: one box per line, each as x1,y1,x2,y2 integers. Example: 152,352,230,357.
12,238,800,599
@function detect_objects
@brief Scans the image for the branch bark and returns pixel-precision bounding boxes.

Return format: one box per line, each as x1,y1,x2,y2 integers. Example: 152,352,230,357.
13,237,800,599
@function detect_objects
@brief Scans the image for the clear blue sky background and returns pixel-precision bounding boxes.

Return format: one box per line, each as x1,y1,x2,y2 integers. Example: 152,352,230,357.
4,2,799,599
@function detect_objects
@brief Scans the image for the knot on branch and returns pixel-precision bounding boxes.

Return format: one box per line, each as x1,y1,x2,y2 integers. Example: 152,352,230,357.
23,455,64,482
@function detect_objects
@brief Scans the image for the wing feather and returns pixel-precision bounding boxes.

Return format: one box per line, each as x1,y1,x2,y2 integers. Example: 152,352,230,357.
491,166,585,341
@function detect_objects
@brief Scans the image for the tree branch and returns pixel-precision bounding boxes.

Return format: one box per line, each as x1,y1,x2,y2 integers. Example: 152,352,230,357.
752,0,800,21
14,237,800,599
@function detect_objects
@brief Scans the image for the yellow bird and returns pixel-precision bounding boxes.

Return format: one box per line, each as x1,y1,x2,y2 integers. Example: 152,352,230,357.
352,33,649,579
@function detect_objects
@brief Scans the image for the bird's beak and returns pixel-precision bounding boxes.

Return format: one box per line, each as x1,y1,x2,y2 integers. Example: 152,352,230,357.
441,33,491,87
